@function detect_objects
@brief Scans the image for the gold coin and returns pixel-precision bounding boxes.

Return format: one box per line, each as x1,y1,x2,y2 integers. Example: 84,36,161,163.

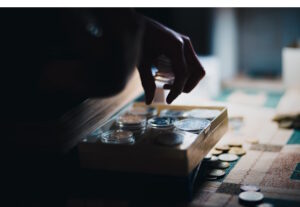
246,138,259,144
215,145,230,152
211,149,223,155
228,141,243,148
229,147,246,156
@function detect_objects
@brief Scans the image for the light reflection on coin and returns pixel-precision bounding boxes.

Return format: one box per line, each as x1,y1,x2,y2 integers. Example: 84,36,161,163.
211,149,223,156
207,169,226,178
174,118,210,133
210,161,230,169
148,116,175,129
240,185,260,192
218,153,239,162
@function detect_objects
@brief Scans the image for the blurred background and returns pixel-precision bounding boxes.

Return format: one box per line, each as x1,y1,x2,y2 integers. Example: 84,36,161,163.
138,8,300,106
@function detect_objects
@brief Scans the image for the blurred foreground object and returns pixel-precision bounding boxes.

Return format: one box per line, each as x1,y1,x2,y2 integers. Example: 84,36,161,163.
273,88,300,129
282,40,300,88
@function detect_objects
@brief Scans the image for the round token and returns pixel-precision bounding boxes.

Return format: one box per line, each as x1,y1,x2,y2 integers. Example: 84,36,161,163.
174,118,210,133
204,154,212,161
215,145,230,152
148,116,175,129
240,184,260,192
246,138,259,144
101,130,134,144
210,161,230,169
219,153,239,162
229,147,246,156
239,191,264,203
155,132,184,146
211,149,223,156
206,176,218,181
207,169,226,178
208,156,219,163
228,141,243,147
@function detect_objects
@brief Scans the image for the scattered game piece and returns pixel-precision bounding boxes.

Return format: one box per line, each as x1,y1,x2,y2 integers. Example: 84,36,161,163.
207,169,226,178
229,147,246,156
218,153,239,162
155,132,184,146
246,138,259,144
239,191,264,203
211,149,223,155
174,118,211,133
210,161,230,169
240,184,260,192
101,130,135,144
215,145,230,152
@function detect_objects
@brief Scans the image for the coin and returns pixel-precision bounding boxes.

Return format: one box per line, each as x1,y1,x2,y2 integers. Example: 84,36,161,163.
206,176,218,181
155,132,184,146
218,153,239,162
211,149,223,156
208,155,219,163
207,169,226,178
246,138,259,144
148,116,175,130
278,120,293,129
229,147,246,156
185,109,220,120
210,161,230,169
228,141,243,147
240,184,260,192
204,154,212,161
101,130,135,144
174,118,211,133
215,145,230,152
239,191,264,203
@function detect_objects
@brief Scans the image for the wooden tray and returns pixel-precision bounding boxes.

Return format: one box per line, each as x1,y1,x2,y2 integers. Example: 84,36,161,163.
79,103,228,176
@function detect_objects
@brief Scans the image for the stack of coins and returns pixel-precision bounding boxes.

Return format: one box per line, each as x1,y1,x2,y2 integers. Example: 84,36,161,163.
239,184,265,205
203,154,228,180
116,114,147,135
101,130,135,144
174,118,211,134
127,106,157,118
184,109,221,120
148,116,176,131
155,131,184,146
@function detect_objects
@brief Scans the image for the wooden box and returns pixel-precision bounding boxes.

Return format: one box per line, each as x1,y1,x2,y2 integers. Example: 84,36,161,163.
78,102,228,176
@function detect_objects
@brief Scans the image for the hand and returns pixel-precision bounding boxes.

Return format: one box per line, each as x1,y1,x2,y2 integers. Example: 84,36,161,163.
138,16,206,104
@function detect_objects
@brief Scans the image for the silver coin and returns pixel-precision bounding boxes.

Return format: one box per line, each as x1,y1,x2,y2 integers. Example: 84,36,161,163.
117,114,146,126
210,161,230,169
204,154,212,161
148,116,175,129
208,155,219,163
185,109,220,120
155,132,184,146
218,153,239,162
207,169,226,178
239,191,264,203
174,118,210,132
240,184,260,192
101,130,134,144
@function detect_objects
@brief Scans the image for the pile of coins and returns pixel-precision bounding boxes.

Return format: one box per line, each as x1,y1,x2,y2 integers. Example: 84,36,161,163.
204,142,246,180
238,184,271,206
116,114,147,136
